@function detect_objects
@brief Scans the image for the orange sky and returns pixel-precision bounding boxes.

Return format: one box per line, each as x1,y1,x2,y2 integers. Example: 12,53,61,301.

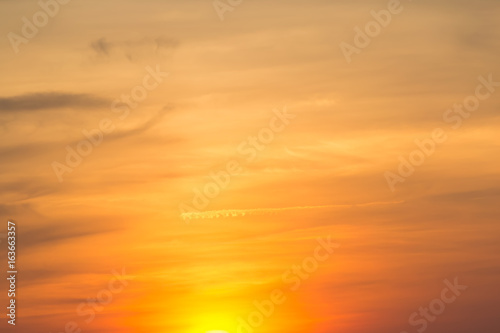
0,0,499,333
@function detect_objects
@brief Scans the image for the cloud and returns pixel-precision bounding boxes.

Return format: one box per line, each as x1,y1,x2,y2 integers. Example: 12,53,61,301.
90,38,112,56
0,92,109,112
429,187,500,202
20,222,120,250
89,36,179,62
181,200,404,221
108,105,174,141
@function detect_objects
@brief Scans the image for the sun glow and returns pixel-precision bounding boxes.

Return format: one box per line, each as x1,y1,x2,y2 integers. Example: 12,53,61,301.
187,312,233,333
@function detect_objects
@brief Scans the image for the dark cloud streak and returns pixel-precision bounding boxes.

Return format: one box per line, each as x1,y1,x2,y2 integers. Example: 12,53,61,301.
89,36,179,62
0,92,109,112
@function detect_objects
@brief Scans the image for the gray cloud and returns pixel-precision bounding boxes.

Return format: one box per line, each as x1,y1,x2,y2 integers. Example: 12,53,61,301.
90,38,112,56
108,105,174,141
19,222,120,250
0,92,109,112
429,187,500,202
90,36,179,62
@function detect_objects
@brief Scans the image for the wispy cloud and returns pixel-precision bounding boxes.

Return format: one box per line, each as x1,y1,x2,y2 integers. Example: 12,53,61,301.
0,92,109,112
181,200,405,221
90,36,178,62
108,105,174,141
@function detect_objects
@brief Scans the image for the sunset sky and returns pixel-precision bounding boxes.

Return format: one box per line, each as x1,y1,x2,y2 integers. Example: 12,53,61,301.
0,0,499,333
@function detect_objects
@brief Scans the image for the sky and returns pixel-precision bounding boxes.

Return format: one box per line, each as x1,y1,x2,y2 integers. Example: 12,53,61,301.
0,0,499,332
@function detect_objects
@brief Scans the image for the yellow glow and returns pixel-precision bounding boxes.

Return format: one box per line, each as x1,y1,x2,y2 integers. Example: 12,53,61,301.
187,312,234,333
